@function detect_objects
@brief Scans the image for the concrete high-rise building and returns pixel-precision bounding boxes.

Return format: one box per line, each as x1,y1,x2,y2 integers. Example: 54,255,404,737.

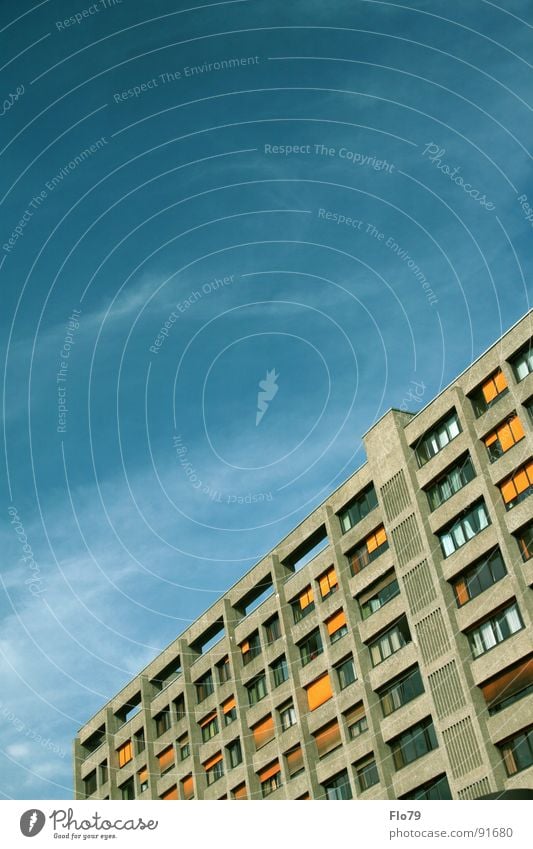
74,312,533,801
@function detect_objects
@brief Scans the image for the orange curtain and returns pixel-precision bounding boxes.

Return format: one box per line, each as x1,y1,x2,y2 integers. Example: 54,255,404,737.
258,760,280,782
222,696,236,714
299,587,314,609
510,416,525,443
157,746,174,770
181,775,194,800
286,745,304,776
203,752,223,771
454,577,469,606
494,370,507,394
319,567,338,598
199,711,217,728
161,785,178,800
117,741,132,768
252,715,274,748
314,720,341,757
326,610,347,636
233,783,247,799
306,673,333,711
138,767,148,783
481,657,533,706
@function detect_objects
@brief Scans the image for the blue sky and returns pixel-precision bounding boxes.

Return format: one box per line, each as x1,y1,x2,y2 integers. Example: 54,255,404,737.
0,0,532,799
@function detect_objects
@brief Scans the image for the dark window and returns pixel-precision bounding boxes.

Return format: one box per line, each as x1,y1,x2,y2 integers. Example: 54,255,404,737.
241,632,261,666
344,703,368,740
426,454,475,511
174,695,186,721
390,717,438,770
120,778,135,800
264,615,281,644
481,656,533,716
205,757,224,786
438,500,490,557
84,770,97,797
515,520,533,562
338,485,378,533
415,412,461,467
195,671,214,703
227,739,243,769
452,547,507,606
359,573,400,619
134,729,145,754
99,761,108,785
379,666,424,716
510,342,533,382
499,726,533,775
356,756,379,791
369,616,411,666
401,774,452,800
335,655,356,689
246,674,267,706
217,656,231,683
292,586,315,623
200,713,218,743
154,709,171,737
279,702,297,731
323,769,352,800
271,654,289,687
299,629,323,666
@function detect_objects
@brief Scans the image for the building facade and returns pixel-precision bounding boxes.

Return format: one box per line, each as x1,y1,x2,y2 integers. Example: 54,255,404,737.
74,313,533,801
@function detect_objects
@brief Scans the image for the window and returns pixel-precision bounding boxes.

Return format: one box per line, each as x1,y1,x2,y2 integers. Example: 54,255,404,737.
299,629,323,666
222,695,237,725
305,673,333,711
246,674,267,706
348,526,388,575
499,727,533,776
181,774,194,800
160,785,178,800
468,602,524,658
318,566,338,600
178,733,190,761
252,714,275,749
174,694,186,721
481,656,533,715
438,500,490,557
379,666,424,716
232,783,247,800
484,414,525,462
117,740,132,768
157,745,174,775
356,755,379,792
241,632,261,666
84,770,97,797
292,586,315,623
134,729,145,754
204,752,224,786
199,711,218,743
120,778,134,800
259,761,282,797
470,369,508,417
338,485,378,533
452,547,507,606
516,520,533,561
369,616,411,666
137,767,148,793
99,761,108,785
359,572,400,619
279,702,297,731
227,738,243,769
390,717,438,770
401,774,452,800
426,455,476,511
195,670,214,703
326,609,348,643
264,615,281,644
154,709,171,737
415,411,461,466
217,656,231,684
271,654,289,687
510,343,533,382
499,460,533,510
335,655,357,689
313,720,341,758
285,745,304,778
323,769,352,800
344,703,368,740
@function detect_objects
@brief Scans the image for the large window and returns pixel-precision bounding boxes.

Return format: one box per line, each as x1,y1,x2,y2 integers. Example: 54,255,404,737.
326,610,348,643
438,500,490,557
299,629,323,666
467,602,524,658
359,572,400,619
335,656,357,690
483,414,525,462
322,770,352,800
369,616,411,666
271,654,289,687
426,455,475,511
452,547,507,606
313,720,342,759
217,656,231,684
199,711,219,743
305,673,333,711
157,746,174,775
259,761,282,797
401,774,452,800
470,369,508,417
285,745,304,779
117,740,132,768
292,586,315,623
356,755,379,792
246,674,267,706
415,411,461,466
390,717,438,770
379,665,424,717
264,615,281,644
279,701,297,731
510,343,533,382
499,461,533,510
481,656,533,716
195,671,214,703
241,632,261,666
154,709,171,737
516,520,533,562
252,714,275,749
338,484,378,533
499,727,533,776
317,566,338,600
348,526,388,575
204,752,224,786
